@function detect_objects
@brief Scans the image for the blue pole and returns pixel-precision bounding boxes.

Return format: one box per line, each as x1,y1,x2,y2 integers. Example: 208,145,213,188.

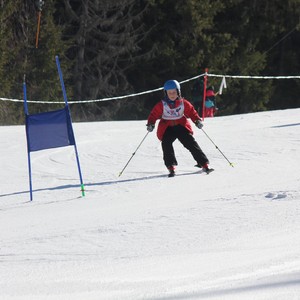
55,56,85,197
23,76,33,201
55,56,69,106
23,76,29,115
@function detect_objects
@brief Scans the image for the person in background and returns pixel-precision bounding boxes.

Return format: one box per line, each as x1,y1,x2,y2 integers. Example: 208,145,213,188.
146,80,214,177
204,86,218,118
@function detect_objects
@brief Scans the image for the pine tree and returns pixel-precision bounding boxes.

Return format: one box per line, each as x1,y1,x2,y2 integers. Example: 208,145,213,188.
0,0,67,124
126,0,238,111
60,0,149,120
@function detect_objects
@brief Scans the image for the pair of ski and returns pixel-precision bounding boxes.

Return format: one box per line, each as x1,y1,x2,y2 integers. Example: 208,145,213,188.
168,166,214,177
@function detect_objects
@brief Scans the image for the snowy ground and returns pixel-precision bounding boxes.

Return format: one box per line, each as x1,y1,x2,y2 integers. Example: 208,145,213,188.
0,108,300,300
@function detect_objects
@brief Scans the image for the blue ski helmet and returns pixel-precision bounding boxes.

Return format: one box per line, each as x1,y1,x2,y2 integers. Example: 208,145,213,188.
163,80,181,98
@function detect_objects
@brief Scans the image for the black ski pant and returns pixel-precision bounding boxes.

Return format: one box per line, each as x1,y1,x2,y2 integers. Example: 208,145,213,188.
161,125,209,168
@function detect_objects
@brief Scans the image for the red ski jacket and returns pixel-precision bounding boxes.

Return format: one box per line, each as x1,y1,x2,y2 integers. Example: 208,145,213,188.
147,98,201,140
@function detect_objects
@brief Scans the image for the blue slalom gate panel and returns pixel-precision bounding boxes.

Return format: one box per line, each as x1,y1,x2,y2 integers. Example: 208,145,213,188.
25,107,75,152
23,55,85,201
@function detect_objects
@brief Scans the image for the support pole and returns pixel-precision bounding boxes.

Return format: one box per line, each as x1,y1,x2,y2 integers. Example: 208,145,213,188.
202,68,208,120
55,56,85,197
23,76,33,201
35,11,42,48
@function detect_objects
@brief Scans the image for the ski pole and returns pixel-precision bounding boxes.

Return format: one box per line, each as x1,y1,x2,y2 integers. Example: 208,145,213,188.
118,131,150,177
201,128,234,167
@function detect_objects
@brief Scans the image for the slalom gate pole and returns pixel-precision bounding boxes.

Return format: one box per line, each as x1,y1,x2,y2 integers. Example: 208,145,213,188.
201,128,234,167
23,75,33,201
118,132,150,177
56,55,85,197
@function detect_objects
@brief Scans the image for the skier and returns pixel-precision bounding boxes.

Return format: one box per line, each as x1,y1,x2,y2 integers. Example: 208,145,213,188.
204,86,218,118
146,80,214,177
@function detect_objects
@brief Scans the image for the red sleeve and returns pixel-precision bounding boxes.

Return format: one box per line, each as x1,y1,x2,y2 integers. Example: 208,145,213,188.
147,101,163,125
183,99,202,122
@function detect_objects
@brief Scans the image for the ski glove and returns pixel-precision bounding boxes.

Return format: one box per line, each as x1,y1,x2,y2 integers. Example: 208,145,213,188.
195,120,203,129
146,124,155,132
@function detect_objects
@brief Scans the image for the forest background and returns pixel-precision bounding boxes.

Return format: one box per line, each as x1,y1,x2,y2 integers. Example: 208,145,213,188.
0,0,299,124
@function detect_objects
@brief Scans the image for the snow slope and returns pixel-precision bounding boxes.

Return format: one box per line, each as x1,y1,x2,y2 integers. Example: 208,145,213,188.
0,108,300,300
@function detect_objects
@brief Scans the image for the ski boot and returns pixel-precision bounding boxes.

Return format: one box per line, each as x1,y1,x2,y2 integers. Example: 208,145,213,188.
167,166,176,177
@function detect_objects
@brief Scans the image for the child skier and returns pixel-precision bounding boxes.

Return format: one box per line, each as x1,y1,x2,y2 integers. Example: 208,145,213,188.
146,80,213,177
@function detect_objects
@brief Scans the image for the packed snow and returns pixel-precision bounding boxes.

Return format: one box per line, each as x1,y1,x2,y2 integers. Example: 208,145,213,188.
0,108,300,300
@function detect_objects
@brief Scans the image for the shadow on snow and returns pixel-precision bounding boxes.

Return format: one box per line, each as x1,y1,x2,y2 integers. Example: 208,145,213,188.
0,171,201,200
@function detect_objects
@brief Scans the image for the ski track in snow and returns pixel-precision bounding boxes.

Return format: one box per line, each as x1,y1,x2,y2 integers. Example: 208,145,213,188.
0,109,300,299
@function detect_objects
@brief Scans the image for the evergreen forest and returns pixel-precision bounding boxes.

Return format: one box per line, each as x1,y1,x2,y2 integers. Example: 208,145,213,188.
0,0,299,124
